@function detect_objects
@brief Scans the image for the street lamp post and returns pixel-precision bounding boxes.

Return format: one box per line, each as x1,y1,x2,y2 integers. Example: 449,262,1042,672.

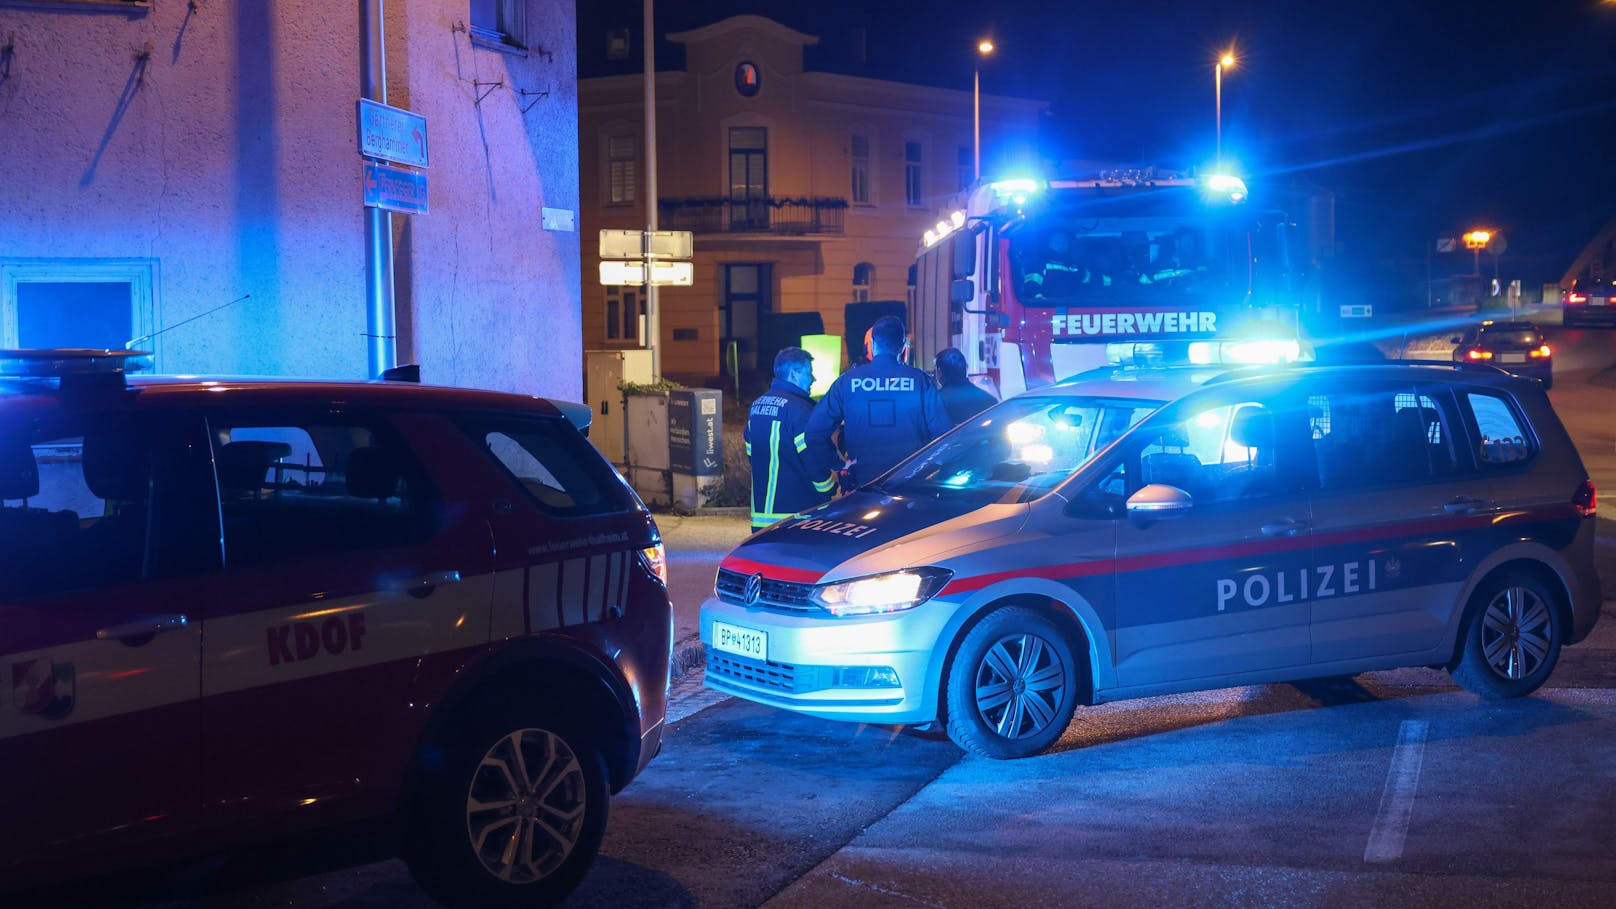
1215,52,1235,165
974,39,994,182
1463,229,1492,277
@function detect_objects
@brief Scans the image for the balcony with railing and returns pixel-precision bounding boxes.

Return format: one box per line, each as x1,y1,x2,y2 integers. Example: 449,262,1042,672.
657,196,847,237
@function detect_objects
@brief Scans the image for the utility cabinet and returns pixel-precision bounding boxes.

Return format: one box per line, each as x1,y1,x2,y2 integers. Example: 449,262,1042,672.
583,349,653,464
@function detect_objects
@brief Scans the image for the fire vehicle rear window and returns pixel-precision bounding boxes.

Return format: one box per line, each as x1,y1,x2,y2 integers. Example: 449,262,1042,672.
460,416,633,517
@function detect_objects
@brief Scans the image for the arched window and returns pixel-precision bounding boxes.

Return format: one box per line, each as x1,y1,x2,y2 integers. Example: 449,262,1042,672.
853,262,874,303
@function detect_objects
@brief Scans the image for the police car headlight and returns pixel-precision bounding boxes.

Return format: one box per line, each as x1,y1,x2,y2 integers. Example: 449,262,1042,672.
811,568,953,617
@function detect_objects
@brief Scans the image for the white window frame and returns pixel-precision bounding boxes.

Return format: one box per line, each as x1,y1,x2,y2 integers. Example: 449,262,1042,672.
605,133,638,206
852,262,874,303
469,0,526,52
850,133,872,205
904,140,924,207
0,258,159,365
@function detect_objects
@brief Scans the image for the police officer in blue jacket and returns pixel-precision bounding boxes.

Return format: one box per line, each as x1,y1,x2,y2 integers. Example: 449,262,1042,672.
807,316,952,490
747,347,838,531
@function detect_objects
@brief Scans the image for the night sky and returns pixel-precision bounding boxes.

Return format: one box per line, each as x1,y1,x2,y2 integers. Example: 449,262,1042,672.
581,1,1616,283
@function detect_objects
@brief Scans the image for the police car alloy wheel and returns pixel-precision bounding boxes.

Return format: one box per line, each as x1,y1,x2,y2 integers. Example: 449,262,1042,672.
945,607,1081,759
1451,572,1564,700
406,708,608,908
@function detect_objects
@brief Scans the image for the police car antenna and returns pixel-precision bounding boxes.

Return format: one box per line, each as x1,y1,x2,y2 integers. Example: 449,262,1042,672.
124,293,251,349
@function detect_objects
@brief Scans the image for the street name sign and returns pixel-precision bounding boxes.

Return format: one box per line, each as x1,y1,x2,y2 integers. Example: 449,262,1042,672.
599,260,695,286
599,229,694,260
364,162,429,215
358,99,429,168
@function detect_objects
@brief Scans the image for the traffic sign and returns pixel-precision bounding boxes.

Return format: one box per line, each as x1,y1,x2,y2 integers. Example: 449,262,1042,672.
358,99,429,168
363,162,429,215
599,229,694,260
599,260,695,286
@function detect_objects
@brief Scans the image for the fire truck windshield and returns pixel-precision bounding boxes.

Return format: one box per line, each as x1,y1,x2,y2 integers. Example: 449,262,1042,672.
1007,186,1246,309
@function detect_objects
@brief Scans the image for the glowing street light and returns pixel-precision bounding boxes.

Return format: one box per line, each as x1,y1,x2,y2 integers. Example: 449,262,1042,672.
1463,229,1493,275
1215,51,1236,165
974,39,995,181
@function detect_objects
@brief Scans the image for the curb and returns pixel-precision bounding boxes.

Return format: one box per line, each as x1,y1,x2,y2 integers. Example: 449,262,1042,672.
669,634,706,681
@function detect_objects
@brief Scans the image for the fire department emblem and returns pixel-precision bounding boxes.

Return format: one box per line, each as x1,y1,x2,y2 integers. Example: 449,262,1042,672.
1384,556,1401,579
744,573,764,606
11,658,75,720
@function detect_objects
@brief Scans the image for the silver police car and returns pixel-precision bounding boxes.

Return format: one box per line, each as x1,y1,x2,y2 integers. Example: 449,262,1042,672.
700,363,1600,758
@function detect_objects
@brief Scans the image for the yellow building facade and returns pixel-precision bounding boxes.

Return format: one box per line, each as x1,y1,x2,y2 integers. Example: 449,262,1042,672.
579,15,1046,382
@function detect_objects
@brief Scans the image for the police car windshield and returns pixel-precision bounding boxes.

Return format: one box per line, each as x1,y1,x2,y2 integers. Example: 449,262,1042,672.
875,395,1160,505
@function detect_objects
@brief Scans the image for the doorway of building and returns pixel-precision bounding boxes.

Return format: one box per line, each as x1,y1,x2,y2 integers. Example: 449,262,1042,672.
728,127,769,232
720,263,770,378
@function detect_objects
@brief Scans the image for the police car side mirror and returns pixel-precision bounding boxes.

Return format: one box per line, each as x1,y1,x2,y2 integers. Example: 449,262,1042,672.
1125,484,1193,521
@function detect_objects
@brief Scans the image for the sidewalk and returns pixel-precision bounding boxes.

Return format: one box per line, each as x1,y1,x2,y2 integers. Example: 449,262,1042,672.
654,509,752,678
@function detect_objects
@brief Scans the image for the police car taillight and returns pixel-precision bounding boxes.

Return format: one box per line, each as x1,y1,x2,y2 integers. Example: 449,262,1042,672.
1574,479,1596,518
638,543,668,586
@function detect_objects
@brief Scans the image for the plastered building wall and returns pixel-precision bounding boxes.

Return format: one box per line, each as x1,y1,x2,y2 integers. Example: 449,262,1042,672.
0,0,581,400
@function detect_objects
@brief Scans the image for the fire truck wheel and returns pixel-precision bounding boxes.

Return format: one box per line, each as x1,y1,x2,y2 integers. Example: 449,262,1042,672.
1450,571,1562,700
945,606,1079,759
406,706,608,908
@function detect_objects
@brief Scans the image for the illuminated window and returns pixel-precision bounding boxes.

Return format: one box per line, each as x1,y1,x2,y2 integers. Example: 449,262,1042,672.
853,262,874,303
470,0,525,49
905,142,923,206
606,135,637,205
850,135,870,204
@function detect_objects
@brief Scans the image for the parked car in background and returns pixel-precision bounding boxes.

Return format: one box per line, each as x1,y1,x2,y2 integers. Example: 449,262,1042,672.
1562,277,1616,328
0,349,672,908
1451,320,1553,389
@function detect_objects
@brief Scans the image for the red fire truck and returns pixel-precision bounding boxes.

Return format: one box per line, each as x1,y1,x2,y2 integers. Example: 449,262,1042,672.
912,170,1315,398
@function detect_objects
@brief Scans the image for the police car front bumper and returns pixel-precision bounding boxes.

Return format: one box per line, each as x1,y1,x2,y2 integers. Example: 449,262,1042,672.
699,595,956,725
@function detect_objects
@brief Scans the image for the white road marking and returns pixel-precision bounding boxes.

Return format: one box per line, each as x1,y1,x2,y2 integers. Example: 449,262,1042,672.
1363,719,1429,863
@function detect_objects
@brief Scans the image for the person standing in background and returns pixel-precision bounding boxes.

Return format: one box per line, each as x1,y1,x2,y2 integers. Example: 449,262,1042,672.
807,316,951,491
933,347,998,426
746,347,837,531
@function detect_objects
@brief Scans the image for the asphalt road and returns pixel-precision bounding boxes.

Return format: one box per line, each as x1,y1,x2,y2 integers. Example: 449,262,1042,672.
125,313,1616,909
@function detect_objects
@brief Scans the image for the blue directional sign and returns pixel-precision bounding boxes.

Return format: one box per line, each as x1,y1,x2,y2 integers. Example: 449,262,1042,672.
363,162,429,215
357,99,429,168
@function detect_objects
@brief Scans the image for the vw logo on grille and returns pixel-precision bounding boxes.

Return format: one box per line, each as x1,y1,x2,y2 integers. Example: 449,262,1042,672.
744,573,764,606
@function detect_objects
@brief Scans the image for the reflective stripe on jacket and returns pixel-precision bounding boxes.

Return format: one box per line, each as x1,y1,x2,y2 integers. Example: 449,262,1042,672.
746,378,836,529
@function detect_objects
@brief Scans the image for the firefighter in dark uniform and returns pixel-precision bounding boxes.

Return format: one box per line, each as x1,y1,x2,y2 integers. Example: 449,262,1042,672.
807,315,952,490
933,347,998,426
746,347,838,531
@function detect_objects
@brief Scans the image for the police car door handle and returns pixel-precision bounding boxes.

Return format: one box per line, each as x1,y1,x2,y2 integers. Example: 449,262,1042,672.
96,614,189,642
1260,520,1307,538
1444,497,1484,515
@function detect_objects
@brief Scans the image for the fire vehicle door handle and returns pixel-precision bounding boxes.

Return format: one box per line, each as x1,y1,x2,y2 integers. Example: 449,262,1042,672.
1260,520,1307,538
96,614,189,641
1444,498,1484,515
394,570,463,592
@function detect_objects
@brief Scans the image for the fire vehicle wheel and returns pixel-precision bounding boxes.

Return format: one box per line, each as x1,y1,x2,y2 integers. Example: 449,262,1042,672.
406,707,608,908
1450,572,1562,700
944,606,1079,759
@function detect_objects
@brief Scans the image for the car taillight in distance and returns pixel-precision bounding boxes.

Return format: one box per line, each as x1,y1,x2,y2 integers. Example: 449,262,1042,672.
1529,344,1552,359
1574,479,1597,518
1567,292,1587,304
1465,348,1493,360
